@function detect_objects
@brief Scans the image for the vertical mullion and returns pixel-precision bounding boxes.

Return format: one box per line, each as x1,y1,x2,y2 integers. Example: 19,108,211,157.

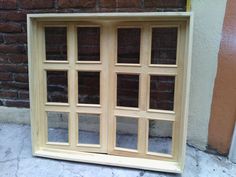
74,26,79,148
138,25,151,155
144,24,152,115
140,25,150,111
107,23,116,154
138,118,146,155
100,23,110,152
67,23,77,148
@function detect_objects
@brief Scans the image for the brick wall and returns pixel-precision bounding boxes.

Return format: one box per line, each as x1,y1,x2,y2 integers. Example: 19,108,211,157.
0,0,187,108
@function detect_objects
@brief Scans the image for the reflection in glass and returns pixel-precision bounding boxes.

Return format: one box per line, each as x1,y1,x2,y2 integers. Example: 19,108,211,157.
45,27,67,60
47,71,68,103
150,76,175,111
78,72,100,104
117,74,139,108
151,28,177,65
78,27,100,61
148,120,172,154
47,112,69,143
117,28,141,64
78,114,100,145
116,116,138,150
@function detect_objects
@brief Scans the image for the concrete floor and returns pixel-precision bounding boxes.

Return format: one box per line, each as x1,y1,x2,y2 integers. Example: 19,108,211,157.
0,123,236,177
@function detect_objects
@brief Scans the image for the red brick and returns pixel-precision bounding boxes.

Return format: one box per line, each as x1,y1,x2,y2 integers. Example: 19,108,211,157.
7,54,28,64
0,54,28,64
0,0,17,9
6,12,26,22
5,100,29,108
0,12,26,22
4,33,27,44
117,0,141,8
14,73,28,82
0,90,17,99
0,54,8,64
0,81,13,89
15,65,28,73
0,72,13,81
0,44,26,54
0,64,27,73
0,23,22,33
15,82,29,90
58,0,96,8
144,0,186,8
99,0,116,8
18,0,54,9
18,91,29,99
0,81,29,90
0,64,16,72
21,22,27,33
0,35,3,43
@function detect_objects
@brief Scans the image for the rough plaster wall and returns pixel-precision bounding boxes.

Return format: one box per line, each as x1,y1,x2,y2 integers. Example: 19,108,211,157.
187,0,227,150
0,106,30,124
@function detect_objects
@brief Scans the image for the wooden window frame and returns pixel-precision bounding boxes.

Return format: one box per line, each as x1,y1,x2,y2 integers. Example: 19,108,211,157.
27,12,193,173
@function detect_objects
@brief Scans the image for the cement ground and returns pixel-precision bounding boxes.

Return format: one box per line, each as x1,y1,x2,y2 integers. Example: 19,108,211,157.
0,123,235,177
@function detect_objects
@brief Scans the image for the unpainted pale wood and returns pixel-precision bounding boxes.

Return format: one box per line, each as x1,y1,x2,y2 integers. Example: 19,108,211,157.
178,14,194,171
67,23,77,149
35,148,182,173
28,12,193,173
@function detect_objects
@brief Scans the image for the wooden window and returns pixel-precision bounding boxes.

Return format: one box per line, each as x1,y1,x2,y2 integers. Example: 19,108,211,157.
28,13,193,173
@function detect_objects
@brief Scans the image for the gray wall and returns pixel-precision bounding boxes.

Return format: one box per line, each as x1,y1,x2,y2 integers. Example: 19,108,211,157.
187,0,227,150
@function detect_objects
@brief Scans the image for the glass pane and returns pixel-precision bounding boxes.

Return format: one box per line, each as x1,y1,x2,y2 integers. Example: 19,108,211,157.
78,114,100,145
148,120,172,154
78,27,100,61
45,27,67,61
47,112,69,143
78,72,100,104
117,28,141,64
151,28,178,65
47,71,68,103
116,117,138,150
150,76,175,111
117,74,139,107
